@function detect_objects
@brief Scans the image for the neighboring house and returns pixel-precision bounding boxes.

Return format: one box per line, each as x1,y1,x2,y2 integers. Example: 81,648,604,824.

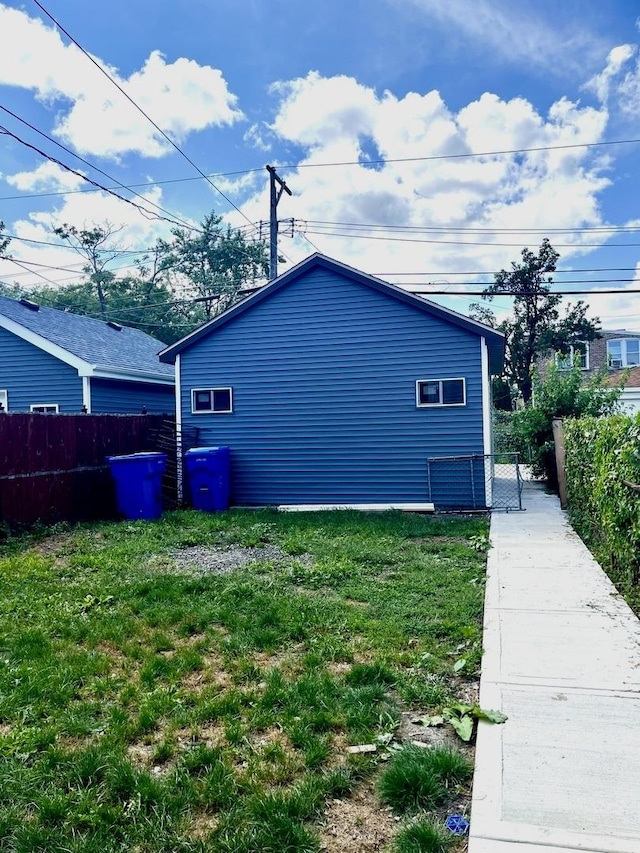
160,254,504,507
0,295,175,414
554,329,640,414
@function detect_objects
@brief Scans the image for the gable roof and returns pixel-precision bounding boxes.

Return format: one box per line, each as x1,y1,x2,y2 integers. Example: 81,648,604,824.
0,295,174,384
160,253,505,373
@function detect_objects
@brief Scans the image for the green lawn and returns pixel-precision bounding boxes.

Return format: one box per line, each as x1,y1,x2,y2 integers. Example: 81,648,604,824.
0,508,488,852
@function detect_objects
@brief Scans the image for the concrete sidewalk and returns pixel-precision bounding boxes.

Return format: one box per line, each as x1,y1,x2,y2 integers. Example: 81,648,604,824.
469,482,640,853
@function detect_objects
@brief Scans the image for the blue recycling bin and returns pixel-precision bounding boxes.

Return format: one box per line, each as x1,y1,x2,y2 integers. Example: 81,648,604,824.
185,446,231,512
106,452,167,520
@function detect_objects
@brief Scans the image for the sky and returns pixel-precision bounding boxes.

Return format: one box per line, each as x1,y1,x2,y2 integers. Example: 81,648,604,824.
1,0,640,330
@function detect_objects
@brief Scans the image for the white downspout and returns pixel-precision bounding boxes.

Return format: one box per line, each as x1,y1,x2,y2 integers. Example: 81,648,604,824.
481,338,493,507
175,354,183,504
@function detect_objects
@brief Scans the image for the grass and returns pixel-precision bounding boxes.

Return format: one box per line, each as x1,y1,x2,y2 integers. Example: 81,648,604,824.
0,507,486,851
379,745,473,811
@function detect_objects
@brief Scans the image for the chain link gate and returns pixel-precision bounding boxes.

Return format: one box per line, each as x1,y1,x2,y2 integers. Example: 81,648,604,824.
426,453,524,511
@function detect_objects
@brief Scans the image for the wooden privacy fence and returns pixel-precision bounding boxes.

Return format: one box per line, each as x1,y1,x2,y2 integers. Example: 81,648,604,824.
0,413,178,528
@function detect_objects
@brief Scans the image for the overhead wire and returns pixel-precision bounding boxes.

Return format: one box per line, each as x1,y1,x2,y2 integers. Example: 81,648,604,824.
0,118,196,232
31,0,258,234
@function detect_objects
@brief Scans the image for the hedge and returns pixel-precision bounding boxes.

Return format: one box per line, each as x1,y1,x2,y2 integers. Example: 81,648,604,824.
564,414,640,585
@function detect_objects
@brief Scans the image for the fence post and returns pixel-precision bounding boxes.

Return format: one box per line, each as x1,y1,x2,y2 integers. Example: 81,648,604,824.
552,418,568,509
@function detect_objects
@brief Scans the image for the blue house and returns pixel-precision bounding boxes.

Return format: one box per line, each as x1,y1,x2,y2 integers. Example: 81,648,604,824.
160,254,504,507
0,295,175,414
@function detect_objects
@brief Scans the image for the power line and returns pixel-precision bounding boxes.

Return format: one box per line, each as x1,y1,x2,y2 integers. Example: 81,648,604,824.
287,137,640,170
0,104,197,230
31,0,256,231
0,116,195,232
301,219,640,235
299,226,640,249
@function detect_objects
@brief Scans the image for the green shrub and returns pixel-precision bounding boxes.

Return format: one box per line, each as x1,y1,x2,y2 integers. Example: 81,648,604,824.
564,414,640,586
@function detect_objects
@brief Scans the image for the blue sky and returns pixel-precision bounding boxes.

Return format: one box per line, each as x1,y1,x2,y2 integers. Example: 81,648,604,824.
1,0,640,328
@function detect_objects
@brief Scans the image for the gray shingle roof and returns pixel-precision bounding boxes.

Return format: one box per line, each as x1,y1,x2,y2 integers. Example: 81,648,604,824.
0,295,174,379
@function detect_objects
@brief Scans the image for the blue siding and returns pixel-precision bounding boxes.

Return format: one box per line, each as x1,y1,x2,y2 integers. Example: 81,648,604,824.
179,267,486,504
0,326,83,412
91,378,174,414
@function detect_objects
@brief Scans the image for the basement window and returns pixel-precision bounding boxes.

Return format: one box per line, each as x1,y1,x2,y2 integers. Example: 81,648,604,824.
30,404,59,413
416,378,466,407
191,388,233,414
0,390,7,412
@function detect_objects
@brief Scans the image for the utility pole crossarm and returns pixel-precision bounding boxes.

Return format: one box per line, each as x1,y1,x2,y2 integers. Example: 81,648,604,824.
266,165,292,280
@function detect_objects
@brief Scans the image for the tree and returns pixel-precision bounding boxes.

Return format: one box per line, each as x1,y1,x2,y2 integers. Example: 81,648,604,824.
471,239,600,404
509,362,623,483
0,221,10,256
157,212,269,321
54,222,123,318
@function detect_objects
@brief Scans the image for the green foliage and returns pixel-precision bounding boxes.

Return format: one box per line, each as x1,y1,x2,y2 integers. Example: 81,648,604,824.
378,745,472,812
507,362,622,480
564,414,640,595
157,211,269,322
394,818,453,853
472,239,600,403
0,221,10,257
4,213,269,345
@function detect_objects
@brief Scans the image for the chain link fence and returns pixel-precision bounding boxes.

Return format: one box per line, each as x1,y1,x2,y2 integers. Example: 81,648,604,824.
426,453,524,511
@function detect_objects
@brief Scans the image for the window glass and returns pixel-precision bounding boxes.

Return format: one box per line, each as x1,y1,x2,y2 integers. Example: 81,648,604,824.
442,379,465,404
213,389,232,412
194,390,212,411
626,340,640,366
417,379,465,406
607,341,622,365
419,381,441,405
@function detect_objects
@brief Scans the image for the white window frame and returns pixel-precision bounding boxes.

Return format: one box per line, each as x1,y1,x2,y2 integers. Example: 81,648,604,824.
0,390,7,412
30,403,59,413
607,338,640,369
416,378,466,408
191,387,233,414
555,341,589,371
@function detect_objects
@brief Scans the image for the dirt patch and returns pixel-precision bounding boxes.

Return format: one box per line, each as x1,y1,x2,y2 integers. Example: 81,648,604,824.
162,544,310,576
318,777,399,852
188,811,219,842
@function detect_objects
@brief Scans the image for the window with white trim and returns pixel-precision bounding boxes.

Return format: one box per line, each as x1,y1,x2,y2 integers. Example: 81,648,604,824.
607,338,640,368
416,378,466,407
30,404,59,413
191,388,233,414
556,341,589,370
0,390,7,412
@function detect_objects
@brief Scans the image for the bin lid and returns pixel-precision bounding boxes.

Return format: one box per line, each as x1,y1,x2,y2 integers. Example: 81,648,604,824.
107,452,166,462
185,446,228,454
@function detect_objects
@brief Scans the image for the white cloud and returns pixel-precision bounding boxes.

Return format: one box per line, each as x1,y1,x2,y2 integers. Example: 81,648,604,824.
248,71,613,292
0,183,190,290
586,44,637,102
0,4,243,159
401,0,603,76
6,161,85,192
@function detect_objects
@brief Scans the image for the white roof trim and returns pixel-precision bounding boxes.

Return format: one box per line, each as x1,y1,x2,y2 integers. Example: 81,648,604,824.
0,315,173,384
91,365,174,385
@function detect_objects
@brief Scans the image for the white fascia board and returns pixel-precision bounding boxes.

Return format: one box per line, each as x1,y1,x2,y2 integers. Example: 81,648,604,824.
90,365,175,385
0,314,87,373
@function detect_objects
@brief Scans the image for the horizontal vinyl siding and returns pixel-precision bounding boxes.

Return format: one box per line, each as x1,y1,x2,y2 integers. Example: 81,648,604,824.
90,378,175,414
180,267,485,504
0,326,82,412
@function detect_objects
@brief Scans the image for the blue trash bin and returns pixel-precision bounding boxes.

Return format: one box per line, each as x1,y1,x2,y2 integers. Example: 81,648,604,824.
106,452,167,520
185,446,231,512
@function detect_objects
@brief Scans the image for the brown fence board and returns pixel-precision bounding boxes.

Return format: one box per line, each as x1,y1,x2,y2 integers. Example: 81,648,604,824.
0,414,175,527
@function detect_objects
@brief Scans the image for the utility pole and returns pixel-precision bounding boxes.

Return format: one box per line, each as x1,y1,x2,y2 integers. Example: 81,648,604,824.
266,165,292,280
